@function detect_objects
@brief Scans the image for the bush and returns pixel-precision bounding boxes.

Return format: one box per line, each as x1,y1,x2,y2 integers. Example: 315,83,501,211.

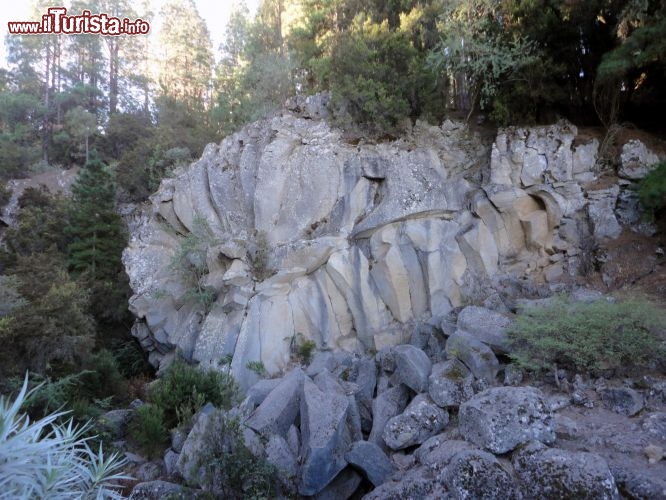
0,375,130,498
192,410,277,499
637,160,666,218
148,361,240,430
129,404,169,459
508,295,666,375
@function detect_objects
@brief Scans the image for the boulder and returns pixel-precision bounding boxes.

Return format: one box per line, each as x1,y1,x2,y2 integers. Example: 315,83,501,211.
428,359,475,408
439,449,521,500
176,403,216,484
245,368,305,437
243,378,282,408
265,434,299,494
382,394,449,450
345,440,395,487
455,305,512,353
314,468,363,500
368,385,410,447
513,442,620,499
362,466,448,500
459,386,555,454
600,387,644,416
414,437,474,471
299,378,352,496
97,409,133,439
129,481,197,500
619,139,660,180
392,344,432,393
445,331,500,383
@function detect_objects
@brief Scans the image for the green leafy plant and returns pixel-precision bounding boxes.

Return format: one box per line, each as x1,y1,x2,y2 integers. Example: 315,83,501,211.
148,361,240,430
129,404,169,459
192,410,277,499
245,361,268,378
508,295,666,375
637,160,666,219
294,333,317,364
0,375,130,498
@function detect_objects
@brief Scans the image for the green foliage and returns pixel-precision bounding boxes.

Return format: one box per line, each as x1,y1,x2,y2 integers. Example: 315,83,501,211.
192,410,277,499
428,0,540,121
637,160,666,216
245,361,268,378
0,375,130,498
171,216,218,310
294,333,317,364
508,295,666,375
129,404,169,459
147,361,240,430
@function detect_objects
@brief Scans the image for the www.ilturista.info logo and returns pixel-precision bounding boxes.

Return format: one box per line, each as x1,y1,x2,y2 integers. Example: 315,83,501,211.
8,7,150,36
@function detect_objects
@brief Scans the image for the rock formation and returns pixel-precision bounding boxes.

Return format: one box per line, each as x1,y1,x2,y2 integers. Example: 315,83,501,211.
123,97,661,387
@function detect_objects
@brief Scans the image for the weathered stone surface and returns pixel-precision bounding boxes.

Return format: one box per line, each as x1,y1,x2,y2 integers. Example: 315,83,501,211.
345,440,395,487
299,378,352,496
459,386,555,454
98,409,133,439
445,331,499,383
600,387,644,416
362,466,449,500
245,368,304,437
129,480,197,500
176,403,216,484
440,449,521,500
392,344,432,393
163,449,180,479
137,461,163,482
414,437,474,471
428,359,474,408
314,468,363,500
123,109,639,376
368,385,410,447
619,139,660,180
383,394,449,450
513,442,620,499
456,305,512,353
243,378,282,409
265,434,298,494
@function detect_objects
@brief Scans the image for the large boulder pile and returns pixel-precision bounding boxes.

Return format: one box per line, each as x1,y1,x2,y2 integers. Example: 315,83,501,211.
127,300,666,499
122,97,663,385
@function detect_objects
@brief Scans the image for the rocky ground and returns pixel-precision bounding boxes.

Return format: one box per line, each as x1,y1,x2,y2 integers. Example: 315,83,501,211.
110,297,666,499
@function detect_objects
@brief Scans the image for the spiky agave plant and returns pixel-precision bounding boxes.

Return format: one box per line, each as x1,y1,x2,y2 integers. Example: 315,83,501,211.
0,374,131,499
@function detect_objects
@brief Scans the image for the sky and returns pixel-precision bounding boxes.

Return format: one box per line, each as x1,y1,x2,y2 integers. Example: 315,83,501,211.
0,0,261,68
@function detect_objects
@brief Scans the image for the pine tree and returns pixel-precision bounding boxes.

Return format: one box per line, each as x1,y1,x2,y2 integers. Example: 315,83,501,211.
66,153,125,282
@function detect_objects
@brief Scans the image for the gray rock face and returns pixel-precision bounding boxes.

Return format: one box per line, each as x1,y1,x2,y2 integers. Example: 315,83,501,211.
456,305,512,353
368,385,410,447
439,449,521,500
345,441,395,487
428,359,475,408
362,466,449,500
176,403,216,484
299,378,352,495
459,386,555,454
619,139,660,180
245,368,304,437
129,480,196,500
123,107,651,377
383,394,449,450
445,331,500,383
392,344,432,393
513,442,620,499
600,387,644,416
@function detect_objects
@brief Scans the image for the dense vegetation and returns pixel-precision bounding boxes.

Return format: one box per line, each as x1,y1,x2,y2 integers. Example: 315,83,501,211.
508,295,666,376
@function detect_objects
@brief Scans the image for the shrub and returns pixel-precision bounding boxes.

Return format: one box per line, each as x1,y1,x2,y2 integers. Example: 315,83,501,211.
637,160,666,218
508,295,666,375
192,410,277,499
148,361,240,430
0,375,130,498
129,404,169,459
